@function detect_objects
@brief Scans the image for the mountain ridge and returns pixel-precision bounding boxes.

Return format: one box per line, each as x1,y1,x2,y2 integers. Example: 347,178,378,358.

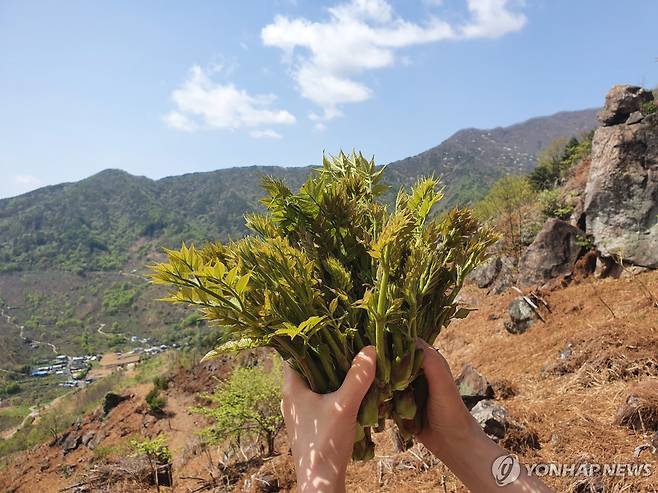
0,107,598,274
0,105,598,368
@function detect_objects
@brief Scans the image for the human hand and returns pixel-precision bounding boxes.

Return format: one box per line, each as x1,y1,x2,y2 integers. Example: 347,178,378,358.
281,346,376,493
415,338,484,459
416,339,553,492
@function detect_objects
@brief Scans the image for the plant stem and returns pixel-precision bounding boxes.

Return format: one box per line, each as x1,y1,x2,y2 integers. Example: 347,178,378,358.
375,259,391,383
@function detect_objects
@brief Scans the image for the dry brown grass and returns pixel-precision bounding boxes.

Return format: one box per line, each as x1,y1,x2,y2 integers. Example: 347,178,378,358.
615,380,658,432
2,271,658,492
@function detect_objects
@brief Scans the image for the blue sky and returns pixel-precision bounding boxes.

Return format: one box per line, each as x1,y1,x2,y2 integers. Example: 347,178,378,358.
1,0,657,199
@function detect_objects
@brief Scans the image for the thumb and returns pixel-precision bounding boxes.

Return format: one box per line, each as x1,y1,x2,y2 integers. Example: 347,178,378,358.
282,363,311,398
416,339,460,400
335,346,377,411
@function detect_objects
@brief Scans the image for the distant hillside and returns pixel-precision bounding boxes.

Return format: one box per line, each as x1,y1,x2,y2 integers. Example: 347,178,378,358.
0,106,599,367
0,167,309,272
386,108,598,205
0,108,597,274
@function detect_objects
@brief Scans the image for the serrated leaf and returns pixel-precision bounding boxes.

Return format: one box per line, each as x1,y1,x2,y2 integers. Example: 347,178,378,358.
201,338,264,361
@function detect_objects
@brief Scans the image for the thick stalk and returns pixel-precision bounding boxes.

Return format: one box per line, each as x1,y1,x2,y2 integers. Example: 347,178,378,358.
317,345,341,391
277,337,327,393
322,330,350,374
375,257,391,383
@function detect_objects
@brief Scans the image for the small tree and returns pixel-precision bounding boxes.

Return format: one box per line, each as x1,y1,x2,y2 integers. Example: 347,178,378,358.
474,175,535,261
530,134,593,191
131,435,172,492
193,361,283,457
145,387,167,415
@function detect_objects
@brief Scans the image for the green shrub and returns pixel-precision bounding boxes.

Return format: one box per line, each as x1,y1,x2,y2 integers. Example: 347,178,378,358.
474,175,535,260
193,362,283,457
530,133,593,191
538,190,574,220
152,376,170,392
641,100,657,115
145,388,167,415
103,283,138,314
0,382,21,396
130,435,172,492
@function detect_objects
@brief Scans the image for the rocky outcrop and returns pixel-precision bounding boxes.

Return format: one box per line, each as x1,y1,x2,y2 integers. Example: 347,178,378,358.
103,392,129,415
519,219,584,287
597,85,653,126
584,86,658,268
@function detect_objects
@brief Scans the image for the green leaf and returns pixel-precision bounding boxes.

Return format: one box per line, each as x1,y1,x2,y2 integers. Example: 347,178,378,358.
201,338,265,361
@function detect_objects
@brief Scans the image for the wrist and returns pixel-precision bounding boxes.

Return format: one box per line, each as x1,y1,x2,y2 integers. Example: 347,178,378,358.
422,419,486,463
439,424,488,463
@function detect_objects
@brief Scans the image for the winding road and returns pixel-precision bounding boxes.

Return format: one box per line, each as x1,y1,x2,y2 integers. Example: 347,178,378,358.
1,305,58,354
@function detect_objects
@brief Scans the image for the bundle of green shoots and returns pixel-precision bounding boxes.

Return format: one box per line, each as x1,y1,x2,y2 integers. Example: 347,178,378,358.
151,152,497,460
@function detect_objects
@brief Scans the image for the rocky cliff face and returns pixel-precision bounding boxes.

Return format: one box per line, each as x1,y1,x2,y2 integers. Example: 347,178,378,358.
495,85,658,290
584,85,658,268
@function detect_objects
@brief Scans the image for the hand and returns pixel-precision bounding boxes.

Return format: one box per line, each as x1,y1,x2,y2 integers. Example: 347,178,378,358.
416,339,552,492
415,338,483,459
281,346,376,493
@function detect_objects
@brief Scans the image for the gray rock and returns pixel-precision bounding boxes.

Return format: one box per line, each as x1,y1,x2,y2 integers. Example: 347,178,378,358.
62,433,81,454
505,297,537,334
469,255,516,293
519,219,584,287
491,257,516,294
455,364,494,410
597,85,653,126
103,392,129,415
559,342,573,361
584,110,658,268
470,257,501,289
470,400,507,439
87,430,105,450
81,431,96,447
626,111,644,125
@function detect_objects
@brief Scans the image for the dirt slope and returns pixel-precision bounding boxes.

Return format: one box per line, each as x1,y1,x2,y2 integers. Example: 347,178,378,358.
1,272,657,492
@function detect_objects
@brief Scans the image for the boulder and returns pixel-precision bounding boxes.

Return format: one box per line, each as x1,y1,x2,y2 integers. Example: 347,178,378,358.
597,85,653,126
470,400,507,439
519,219,584,287
103,392,129,415
504,297,537,334
470,257,501,289
62,433,81,454
626,111,644,125
584,108,658,268
455,364,494,410
81,431,96,447
87,430,105,450
469,255,516,293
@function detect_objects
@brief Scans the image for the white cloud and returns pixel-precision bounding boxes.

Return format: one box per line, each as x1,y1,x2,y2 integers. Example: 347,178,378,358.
164,65,296,133
250,129,283,139
15,175,43,187
262,0,526,120
163,111,198,132
461,0,527,38
6,175,45,197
